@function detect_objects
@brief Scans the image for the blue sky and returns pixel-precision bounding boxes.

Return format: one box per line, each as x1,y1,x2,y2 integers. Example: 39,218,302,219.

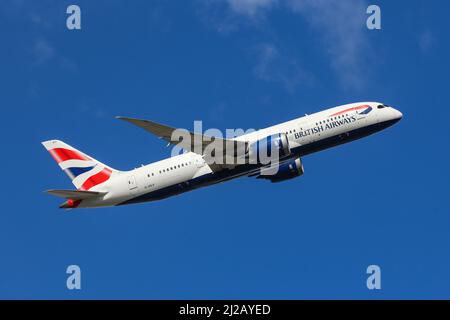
0,0,449,299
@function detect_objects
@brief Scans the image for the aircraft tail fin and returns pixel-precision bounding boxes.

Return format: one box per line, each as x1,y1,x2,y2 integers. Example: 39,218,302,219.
41,140,119,190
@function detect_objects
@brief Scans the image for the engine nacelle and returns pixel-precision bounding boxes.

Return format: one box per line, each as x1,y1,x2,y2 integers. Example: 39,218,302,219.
257,157,304,183
248,133,291,163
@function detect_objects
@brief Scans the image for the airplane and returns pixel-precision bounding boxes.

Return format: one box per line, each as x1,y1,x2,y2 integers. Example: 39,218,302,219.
42,102,402,209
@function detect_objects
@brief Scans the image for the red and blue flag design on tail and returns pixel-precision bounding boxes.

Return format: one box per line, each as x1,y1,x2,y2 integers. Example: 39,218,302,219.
79,167,112,191
42,140,117,191
48,148,90,163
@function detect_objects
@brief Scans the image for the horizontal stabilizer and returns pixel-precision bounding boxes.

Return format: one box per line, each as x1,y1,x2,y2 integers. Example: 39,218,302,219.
45,189,106,200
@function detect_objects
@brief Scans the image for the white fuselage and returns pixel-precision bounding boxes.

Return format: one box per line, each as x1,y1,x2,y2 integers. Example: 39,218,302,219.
79,102,402,208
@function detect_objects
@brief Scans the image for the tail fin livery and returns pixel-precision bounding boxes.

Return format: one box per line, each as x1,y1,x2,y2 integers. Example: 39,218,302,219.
41,140,119,190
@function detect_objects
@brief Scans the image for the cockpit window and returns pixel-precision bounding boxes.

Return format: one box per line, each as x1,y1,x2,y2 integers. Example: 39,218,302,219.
377,105,385,109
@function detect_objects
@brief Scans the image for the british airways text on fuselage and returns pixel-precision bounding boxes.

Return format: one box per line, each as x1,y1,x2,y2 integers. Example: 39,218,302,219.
294,115,357,140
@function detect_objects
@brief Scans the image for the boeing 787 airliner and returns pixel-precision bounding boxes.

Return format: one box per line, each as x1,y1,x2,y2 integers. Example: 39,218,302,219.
42,102,402,208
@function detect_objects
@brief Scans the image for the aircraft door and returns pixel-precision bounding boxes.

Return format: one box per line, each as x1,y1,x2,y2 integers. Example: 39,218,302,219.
127,175,139,194
354,106,371,127
195,157,205,168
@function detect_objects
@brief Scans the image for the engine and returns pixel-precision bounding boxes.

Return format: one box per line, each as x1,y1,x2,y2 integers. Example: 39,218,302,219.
247,133,291,163
257,157,304,183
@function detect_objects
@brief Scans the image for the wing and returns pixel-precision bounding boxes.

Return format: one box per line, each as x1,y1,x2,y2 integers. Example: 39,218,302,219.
116,116,247,162
45,189,106,199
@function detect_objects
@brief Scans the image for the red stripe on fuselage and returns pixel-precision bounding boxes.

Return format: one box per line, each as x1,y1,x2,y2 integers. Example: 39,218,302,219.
49,148,90,163
79,168,112,191
330,105,370,117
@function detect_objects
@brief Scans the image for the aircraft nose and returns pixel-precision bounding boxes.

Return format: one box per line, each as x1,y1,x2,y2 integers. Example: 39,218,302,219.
388,107,403,122
393,108,403,120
